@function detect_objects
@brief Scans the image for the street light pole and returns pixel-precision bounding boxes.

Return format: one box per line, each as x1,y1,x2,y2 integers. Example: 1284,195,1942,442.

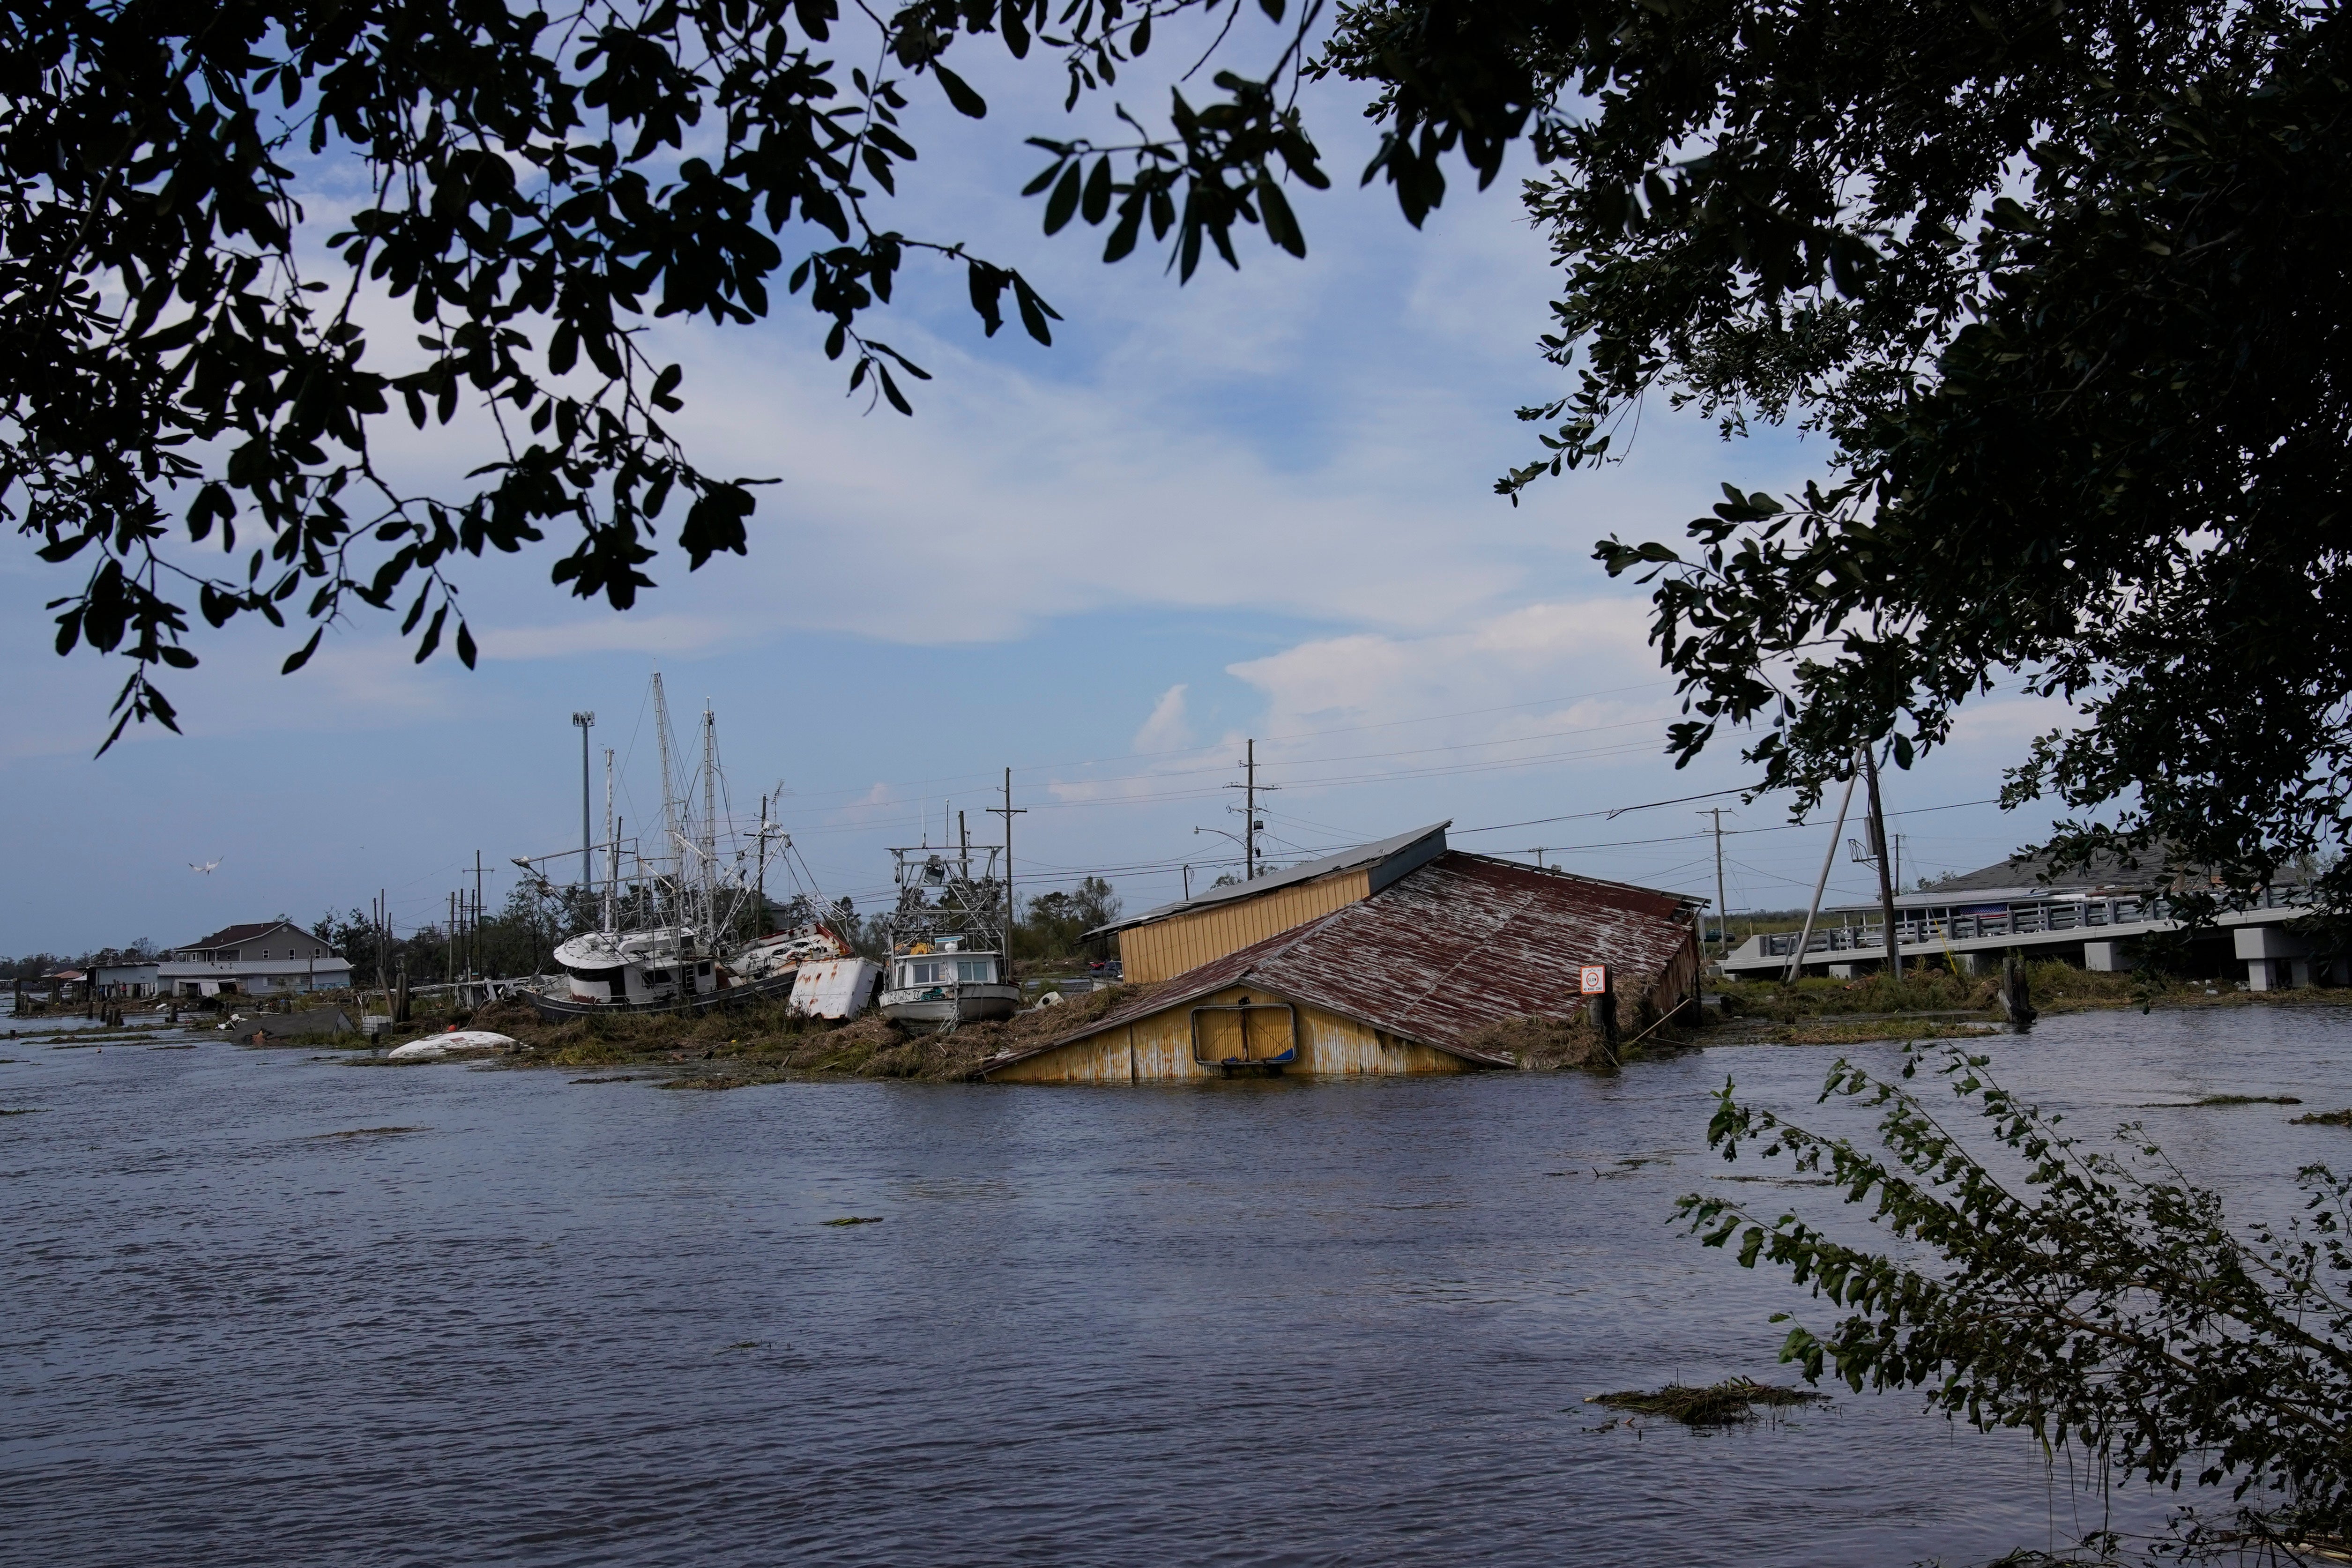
572,711,596,886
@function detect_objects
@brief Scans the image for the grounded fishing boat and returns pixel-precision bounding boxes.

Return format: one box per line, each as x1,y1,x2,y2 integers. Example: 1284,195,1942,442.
520,674,878,1021
878,827,1020,1027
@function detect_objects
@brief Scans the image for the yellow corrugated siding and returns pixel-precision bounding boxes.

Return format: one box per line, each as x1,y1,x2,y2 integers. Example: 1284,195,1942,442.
1116,870,1372,983
985,987,1474,1083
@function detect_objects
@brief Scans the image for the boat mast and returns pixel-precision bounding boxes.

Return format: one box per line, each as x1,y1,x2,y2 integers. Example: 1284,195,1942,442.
701,703,718,946
652,672,682,941
603,746,618,934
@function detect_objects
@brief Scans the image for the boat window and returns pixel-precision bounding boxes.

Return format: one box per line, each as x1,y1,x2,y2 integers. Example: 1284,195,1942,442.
956,959,994,983
903,959,945,985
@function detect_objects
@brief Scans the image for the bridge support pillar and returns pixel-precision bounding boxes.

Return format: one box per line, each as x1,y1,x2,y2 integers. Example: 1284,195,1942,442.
1950,952,1981,976
2236,926,2309,990
2084,940,2133,972
1828,962,1863,979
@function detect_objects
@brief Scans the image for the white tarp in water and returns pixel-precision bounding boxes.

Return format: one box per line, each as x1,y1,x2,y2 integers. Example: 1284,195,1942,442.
387,1031,519,1060
789,958,881,1020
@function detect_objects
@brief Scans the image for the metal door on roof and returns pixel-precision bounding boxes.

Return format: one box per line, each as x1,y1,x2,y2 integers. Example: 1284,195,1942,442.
1189,1002,1298,1065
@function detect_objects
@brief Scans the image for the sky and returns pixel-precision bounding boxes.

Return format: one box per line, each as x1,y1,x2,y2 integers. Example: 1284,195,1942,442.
0,21,2080,958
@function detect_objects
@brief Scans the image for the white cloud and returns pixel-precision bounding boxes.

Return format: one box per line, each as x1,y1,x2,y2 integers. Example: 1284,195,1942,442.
478,614,732,661
1133,684,1192,752
1225,600,1665,735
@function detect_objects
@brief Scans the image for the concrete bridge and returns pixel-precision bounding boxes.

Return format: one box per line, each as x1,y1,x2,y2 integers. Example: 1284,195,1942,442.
1720,878,2328,989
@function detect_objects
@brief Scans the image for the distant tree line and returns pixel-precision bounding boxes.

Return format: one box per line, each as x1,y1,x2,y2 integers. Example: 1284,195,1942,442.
1012,878,1122,965
0,938,159,981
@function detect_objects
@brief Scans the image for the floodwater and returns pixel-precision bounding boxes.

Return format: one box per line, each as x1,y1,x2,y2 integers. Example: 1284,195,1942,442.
4,1004,2349,1567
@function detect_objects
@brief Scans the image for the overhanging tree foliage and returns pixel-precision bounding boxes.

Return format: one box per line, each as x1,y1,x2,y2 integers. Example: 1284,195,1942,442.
2,0,1328,748
14,0,2349,929
1316,0,2352,915
1687,1044,2352,1558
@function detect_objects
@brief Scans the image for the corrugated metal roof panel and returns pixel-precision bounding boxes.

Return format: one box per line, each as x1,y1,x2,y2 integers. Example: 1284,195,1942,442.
1001,852,1699,1072
1089,822,1450,936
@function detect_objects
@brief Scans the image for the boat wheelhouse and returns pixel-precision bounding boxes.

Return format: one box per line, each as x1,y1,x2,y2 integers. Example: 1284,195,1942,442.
878,838,1020,1026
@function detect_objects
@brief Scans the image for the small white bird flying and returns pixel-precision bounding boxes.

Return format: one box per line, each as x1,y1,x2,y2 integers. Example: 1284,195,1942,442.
189,858,222,874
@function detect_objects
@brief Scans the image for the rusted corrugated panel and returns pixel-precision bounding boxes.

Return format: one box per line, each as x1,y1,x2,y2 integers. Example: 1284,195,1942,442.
1253,857,1690,1052
993,852,1700,1075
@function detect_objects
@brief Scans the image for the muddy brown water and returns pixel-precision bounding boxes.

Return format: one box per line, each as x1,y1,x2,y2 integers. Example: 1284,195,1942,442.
4,1004,2349,1565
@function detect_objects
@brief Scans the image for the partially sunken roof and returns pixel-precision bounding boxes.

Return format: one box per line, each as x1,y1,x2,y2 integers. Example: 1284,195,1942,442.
1002,852,1701,1072
1090,821,1451,937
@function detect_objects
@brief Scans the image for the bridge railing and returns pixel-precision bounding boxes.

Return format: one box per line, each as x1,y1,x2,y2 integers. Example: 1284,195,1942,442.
1750,886,2311,960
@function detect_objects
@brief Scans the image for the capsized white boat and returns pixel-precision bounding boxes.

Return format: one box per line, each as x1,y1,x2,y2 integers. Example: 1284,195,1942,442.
546,925,721,1012
388,1030,519,1059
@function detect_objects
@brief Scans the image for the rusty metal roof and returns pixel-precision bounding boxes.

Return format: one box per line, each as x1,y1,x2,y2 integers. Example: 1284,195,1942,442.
994,851,1701,1072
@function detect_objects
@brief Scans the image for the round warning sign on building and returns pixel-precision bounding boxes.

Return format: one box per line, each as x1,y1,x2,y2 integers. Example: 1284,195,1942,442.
1579,965,1608,995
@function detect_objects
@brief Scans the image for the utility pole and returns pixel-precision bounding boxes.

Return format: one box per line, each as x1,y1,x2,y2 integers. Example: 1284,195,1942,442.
572,711,595,884
1222,740,1275,880
1861,745,1902,981
1703,807,1730,959
475,850,485,980
1245,738,1256,880
1182,864,1192,900
986,767,1025,959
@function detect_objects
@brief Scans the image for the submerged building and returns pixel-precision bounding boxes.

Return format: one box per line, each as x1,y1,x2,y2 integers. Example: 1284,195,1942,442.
982,825,1704,1083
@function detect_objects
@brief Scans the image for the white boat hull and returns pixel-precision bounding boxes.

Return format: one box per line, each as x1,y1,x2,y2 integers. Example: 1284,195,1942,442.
790,958,883,1020
880,983,1020,1024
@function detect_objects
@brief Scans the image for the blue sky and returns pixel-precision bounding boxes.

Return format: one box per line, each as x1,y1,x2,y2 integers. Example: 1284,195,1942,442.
0,24,2076,956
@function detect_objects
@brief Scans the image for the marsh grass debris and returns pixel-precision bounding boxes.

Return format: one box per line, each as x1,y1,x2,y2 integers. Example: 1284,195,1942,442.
432,983,1153,1087
2188,1093,2304,1106
822,1216,884,1227
2,1107,48,1115
1585,1377,1830,1426
305,1126,425,1140
2291,1109,2352,1127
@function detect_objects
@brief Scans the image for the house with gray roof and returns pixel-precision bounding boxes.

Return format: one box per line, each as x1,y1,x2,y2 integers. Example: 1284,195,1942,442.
157,920,353,999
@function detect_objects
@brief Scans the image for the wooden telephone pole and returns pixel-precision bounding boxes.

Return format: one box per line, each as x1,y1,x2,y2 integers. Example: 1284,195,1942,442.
986,768,1026,959
1861,747,1902,982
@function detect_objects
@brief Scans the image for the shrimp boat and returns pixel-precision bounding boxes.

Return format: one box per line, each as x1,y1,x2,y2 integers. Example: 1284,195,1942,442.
520,674,879,1020
878,827,1020,1026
